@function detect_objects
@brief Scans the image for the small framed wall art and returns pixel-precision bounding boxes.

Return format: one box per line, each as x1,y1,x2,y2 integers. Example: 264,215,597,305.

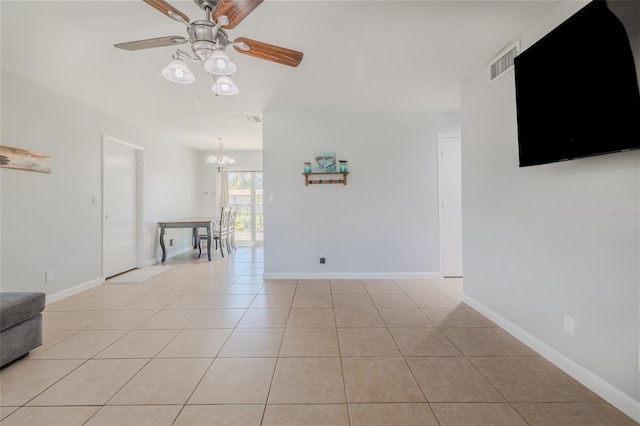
313,151,336,172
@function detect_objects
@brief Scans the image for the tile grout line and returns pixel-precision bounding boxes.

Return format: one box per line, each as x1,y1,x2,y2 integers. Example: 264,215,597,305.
330,283,352,425
389,282,441,424
259,279,298,425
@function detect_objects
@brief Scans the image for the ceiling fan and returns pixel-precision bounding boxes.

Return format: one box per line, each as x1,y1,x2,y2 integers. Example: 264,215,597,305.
114,0,303,95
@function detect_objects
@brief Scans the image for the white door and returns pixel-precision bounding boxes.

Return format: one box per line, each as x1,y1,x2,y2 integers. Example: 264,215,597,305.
439,134,463,277
103,137,138,278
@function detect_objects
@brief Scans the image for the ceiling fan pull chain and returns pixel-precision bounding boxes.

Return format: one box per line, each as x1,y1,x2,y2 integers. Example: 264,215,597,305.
197,67,205,99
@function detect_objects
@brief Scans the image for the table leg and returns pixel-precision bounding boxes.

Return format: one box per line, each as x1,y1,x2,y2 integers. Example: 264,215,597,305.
160,224,167,262
207,224,212,261
192,228,198,249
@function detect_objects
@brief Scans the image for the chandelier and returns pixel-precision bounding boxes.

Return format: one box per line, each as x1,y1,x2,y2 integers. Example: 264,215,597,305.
206,138,236,164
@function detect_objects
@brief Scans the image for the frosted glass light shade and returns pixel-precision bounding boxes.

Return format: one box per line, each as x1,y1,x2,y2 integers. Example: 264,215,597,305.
205,152,236,164
161,59,195,84
204,49,237,76
212,75,239,96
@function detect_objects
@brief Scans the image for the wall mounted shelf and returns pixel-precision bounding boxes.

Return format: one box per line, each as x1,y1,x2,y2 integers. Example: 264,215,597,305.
303,172,349,186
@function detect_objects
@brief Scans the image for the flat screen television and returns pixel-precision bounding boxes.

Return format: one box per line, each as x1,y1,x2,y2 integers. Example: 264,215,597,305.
514,0,640,167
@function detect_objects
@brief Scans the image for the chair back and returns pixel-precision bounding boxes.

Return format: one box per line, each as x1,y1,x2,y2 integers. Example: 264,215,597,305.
219,207,230,237
228,208,237,235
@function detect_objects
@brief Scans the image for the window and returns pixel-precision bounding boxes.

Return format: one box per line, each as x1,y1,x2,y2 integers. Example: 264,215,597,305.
228,171,263,243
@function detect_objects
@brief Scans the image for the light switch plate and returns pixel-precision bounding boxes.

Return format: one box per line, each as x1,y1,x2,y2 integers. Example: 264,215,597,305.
563,314,575,336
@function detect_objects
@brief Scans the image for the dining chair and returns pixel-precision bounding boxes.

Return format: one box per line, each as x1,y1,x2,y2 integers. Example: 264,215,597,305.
212,207,230,258
197,222,213,259
228,207,237,253
197,207,229,259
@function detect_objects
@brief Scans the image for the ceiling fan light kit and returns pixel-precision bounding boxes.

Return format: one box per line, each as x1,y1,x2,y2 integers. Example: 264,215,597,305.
116,0,303,97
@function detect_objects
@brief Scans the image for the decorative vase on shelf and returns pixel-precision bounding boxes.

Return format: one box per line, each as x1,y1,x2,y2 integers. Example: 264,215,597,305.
339,161,348,172
304,162,312,173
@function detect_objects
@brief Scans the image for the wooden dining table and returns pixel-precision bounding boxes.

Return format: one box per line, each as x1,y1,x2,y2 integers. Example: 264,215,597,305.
158,217,215,262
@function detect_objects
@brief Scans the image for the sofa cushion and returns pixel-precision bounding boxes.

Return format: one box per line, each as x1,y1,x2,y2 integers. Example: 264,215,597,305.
0,292,46,332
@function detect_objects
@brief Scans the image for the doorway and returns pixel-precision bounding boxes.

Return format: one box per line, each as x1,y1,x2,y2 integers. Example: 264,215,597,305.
228,171,263,244
102,135,144,278
438,134,463,277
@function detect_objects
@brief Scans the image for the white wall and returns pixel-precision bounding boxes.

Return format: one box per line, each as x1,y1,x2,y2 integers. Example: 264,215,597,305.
1,70,201,297
461,1,639,419
262,111,460,279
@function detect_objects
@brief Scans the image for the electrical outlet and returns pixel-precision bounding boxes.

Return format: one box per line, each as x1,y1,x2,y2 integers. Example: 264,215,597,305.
45,270,54,282
563,314,575,336
169,239,175,246
320,257,326,264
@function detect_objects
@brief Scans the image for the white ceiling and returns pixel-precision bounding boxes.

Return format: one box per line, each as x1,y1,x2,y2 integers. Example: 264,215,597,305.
1,0,559,152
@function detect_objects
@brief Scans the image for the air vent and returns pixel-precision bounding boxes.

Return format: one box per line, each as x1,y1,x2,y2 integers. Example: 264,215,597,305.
246,115,262,123
489,41,520,83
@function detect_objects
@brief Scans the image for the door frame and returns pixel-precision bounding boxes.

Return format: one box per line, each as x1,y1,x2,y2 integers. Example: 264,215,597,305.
437,133,463,278
101,134,145,277
250,172,258,243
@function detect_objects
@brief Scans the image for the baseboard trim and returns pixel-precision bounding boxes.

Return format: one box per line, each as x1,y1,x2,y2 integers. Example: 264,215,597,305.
45,277,105,304
145,246,196,267
264,272,442,280
463,294,640,423
46,247,197,304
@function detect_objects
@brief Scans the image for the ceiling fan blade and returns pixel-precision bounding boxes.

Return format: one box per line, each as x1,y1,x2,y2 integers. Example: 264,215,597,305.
213,0,263,30
114,36,188,51
143,0,190,23
233,37,303,67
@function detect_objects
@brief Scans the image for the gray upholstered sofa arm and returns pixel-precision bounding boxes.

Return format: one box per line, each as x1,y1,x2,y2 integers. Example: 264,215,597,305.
0,292,46,367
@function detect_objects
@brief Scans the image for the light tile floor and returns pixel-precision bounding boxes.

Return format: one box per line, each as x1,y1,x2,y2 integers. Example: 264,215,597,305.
1,245,637,425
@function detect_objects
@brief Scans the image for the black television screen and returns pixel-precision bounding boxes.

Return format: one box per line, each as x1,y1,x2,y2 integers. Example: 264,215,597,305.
514,0,640,167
